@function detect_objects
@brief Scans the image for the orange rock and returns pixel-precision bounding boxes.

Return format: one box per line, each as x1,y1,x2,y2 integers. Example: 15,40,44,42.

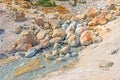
14,59,41,77
74,14,85,20
52,29,66,39
88,17,99,26
105,13,113,21
95,25,109,36
36,31,46,40
86,7,98,18
80,30,93,46
98,17,107,25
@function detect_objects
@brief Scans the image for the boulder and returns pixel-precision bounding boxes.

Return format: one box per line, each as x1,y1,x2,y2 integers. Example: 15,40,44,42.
68,34,80,47
52,29,66,39
80,30,94,46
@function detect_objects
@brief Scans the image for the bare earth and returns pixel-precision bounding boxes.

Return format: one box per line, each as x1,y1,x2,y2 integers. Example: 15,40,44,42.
35,16,120,80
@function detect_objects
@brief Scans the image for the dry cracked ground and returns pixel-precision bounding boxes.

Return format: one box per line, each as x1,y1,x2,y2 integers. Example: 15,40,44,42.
0,0,120,80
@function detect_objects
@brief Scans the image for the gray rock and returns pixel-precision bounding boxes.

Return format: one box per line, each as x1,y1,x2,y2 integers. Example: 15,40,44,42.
62,23,69,30
99,61,114,68
0,29,4,35
75,27,87,36
53,43,61,49
68,34,80,47
60,45,71,55
0,53,8,59
43,52,56,60
93,36,103,43
110,48,119,55
25,47,37,58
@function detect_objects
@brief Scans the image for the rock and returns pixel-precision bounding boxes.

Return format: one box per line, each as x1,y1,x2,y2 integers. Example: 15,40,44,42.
14,11,25,21
14,27,21,34
98,17,107,25
53,43,61,49
25,47,37,58
39,39,49,48
75,14,86,20
75,27,87,36
95,25,108,36
52,50,59,56
49,37,62,46
68,34,80,47
93,36,103,43
80,30,94,46
115,9,120,16
62,23,69,30
44,22,50,29
88,17,99,26
16,43,32,51
50,19,60,30
36,18,44,26
70,52,78,57
0,29,4,35
14,59,41,77
88,16,107,26
110,48,119,55
0,53,8,59
36,31,46,40
86,7,98,18
66,21,77,35
43,52,56,60
107,4,117,10
99,61,114,68
18,30,36,45
105,13,113,21
60,46,71,54
52,29,66,39
20,1,31,8
11,41,18,50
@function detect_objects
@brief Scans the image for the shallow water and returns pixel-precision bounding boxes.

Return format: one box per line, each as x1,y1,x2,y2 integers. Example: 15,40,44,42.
0,47,81,80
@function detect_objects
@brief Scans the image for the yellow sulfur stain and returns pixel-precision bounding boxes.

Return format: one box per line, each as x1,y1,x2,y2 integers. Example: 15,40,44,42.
14,59,41,77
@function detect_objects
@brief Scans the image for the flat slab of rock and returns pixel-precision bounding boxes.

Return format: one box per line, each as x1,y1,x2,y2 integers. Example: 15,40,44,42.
14,59,41,77
0,56,16,66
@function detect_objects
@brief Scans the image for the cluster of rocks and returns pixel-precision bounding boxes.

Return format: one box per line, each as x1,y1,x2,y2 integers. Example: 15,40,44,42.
7,0,120,61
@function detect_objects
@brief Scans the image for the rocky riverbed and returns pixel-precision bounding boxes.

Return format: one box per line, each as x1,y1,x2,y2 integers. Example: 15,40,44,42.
0,0,120,80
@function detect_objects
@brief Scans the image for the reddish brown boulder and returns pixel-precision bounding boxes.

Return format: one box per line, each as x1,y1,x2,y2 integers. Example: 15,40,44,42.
80,30,94,46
